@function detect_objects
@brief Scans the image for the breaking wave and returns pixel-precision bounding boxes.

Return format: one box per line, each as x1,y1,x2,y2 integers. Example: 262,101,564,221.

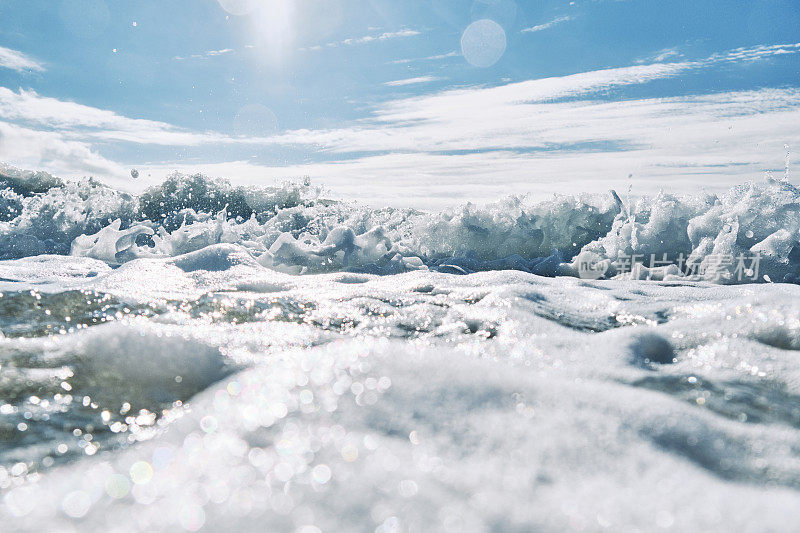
2,163,800,283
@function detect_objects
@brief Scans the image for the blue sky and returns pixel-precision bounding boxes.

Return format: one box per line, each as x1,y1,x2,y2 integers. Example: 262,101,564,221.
0,0,799,207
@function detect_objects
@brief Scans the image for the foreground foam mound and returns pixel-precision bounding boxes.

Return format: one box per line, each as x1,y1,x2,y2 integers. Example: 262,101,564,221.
3,263,800,531
3,164,800,283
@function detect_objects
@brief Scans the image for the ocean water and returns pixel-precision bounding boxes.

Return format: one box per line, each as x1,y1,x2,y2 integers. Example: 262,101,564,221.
2,165,800,531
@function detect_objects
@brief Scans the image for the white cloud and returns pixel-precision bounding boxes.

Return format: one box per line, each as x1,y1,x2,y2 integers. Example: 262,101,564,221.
204,43,800,208
269,61,695,152
133,87,800,209
206,48,234,56
268,42,800,154
521,16,573,34
0,121,126,180
384,76,442,87
711,42,800,63
631,42,799,67
0,46,44,73
2,42,799,209
390,51,458,65
0,87,270,184
0,88,218,145
636,47,682,64
174,48,235,60
0,88,280,147
343,29,421,45
300,29,421,51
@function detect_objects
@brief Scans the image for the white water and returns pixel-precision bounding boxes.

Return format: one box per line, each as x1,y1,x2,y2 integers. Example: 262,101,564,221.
2,163,800,283
2,165,800,531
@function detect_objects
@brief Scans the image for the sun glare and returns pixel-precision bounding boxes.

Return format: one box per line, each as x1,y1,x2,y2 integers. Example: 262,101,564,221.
219,0,296,66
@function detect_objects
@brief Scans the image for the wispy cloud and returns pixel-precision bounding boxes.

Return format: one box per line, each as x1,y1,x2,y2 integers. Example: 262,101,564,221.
299,29,421,51
142,88,800,209
2,42,799,207
271,42,800,153
635,42,800,67
636,47,683,64
174,48,235,60
0,88,213,145
384,76,442,87
226,43,800,207
272,61,695,151
0,46,44,73
206,48,234,56
0,121,126,178
0,87,273,182
390,51,458,65
0,87,287,148
710,42,800,62
521,15,573,34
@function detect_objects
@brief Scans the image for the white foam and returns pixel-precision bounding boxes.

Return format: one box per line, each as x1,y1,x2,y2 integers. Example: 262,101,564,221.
2,250,800,530
3,165,800,283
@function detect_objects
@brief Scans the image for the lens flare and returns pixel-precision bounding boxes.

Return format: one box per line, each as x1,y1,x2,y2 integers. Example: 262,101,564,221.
461,19,507,68
247,0,297,66
234,104,279,137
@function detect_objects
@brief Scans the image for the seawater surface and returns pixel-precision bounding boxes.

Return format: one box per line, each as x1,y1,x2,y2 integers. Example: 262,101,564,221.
2,166,800,531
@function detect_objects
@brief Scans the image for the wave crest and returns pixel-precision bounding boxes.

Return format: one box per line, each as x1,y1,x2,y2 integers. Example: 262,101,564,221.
2,164,799,283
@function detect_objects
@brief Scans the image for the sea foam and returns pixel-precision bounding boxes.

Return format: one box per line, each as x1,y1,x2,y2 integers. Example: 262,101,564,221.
2,164,800,282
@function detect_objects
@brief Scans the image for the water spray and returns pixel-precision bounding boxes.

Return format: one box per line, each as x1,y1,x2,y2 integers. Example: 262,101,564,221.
785,144,790,181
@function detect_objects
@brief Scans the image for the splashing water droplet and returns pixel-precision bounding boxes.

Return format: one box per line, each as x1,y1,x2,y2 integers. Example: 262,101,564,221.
785,144,791,181
626,174,638,250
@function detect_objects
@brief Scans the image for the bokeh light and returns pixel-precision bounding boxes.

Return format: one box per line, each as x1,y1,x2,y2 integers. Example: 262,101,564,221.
129,461,154,485
461,19,507,68
179,503,206,531
312,464,332,484
61,490,91,518
234,104,279,137
105,474,131,499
